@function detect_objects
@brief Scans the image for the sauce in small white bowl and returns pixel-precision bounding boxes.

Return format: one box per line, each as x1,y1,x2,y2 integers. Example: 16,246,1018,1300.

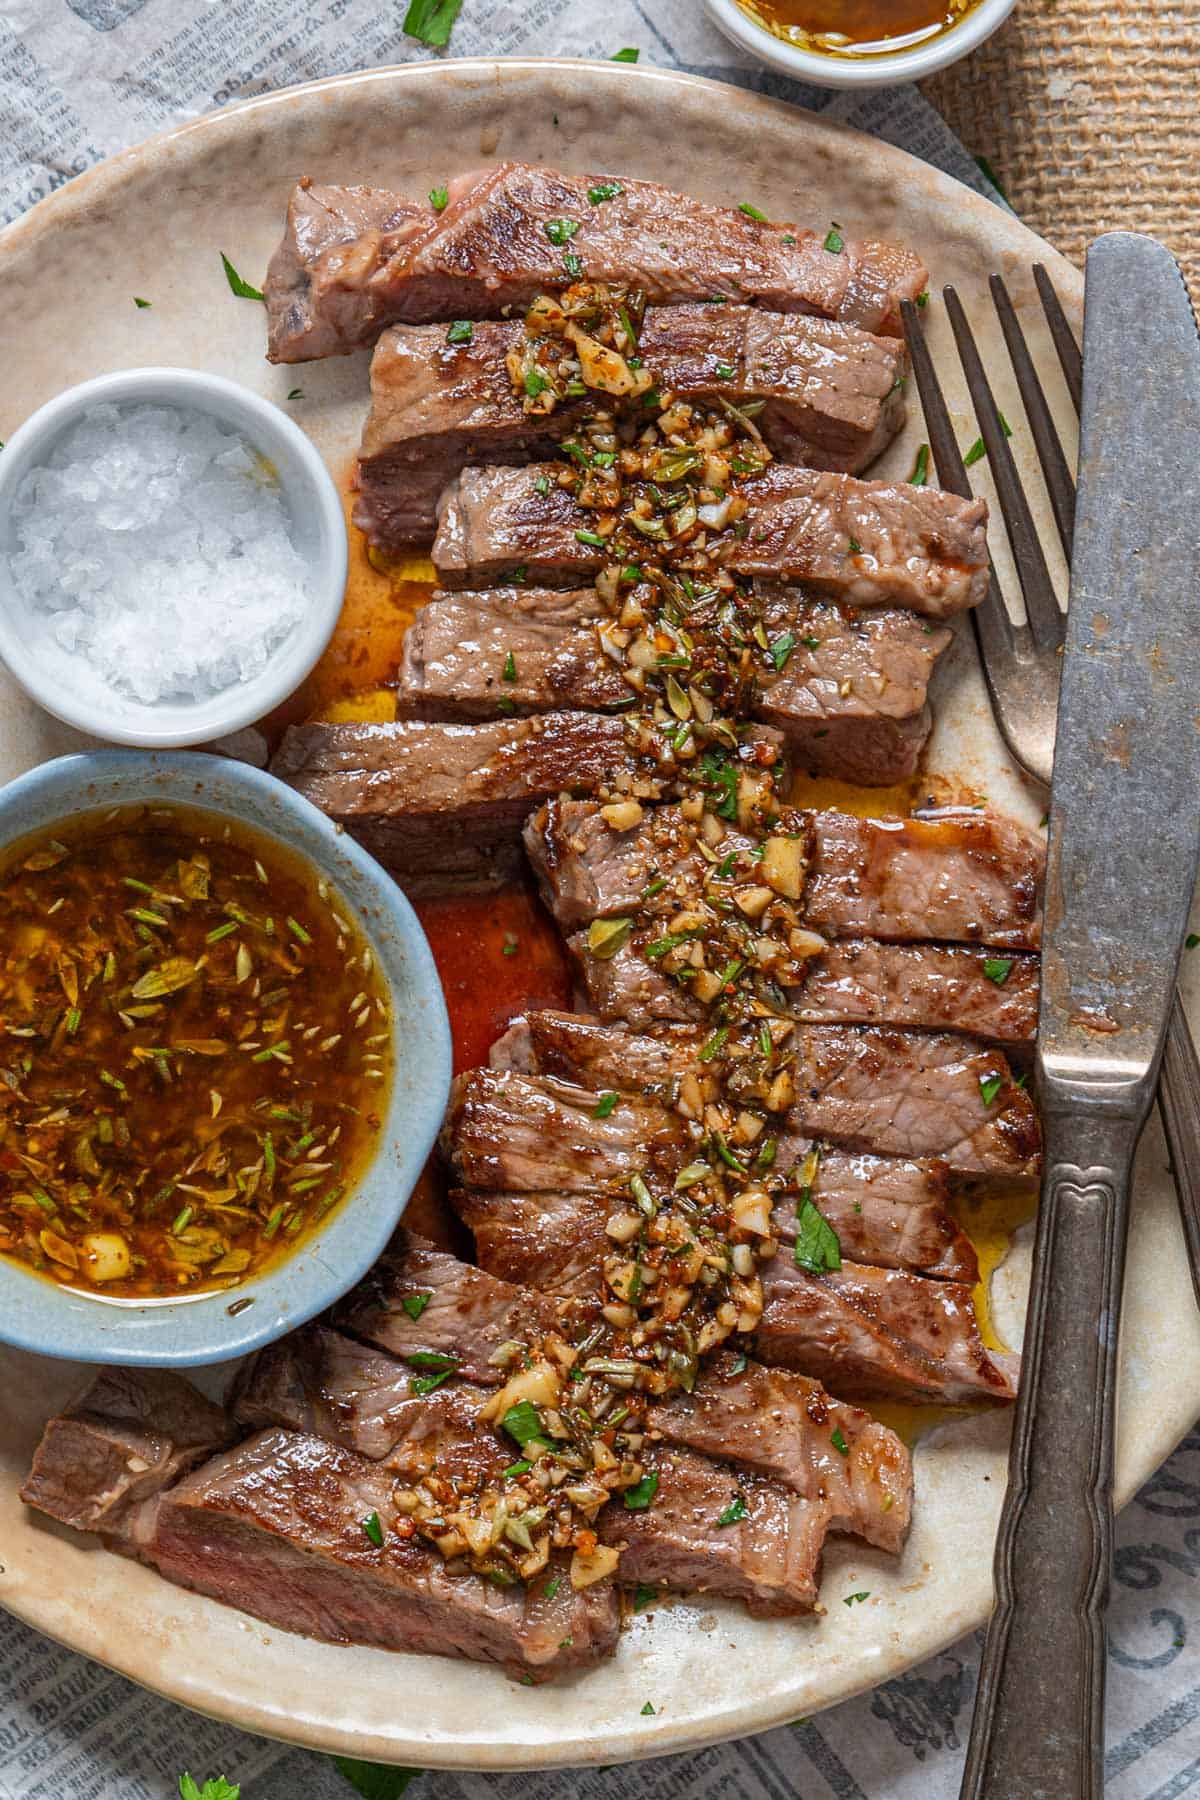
0,368,347,748
704,0,1016,89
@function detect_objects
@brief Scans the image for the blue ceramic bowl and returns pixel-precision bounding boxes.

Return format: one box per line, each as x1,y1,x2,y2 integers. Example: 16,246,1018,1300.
0,750,451,1366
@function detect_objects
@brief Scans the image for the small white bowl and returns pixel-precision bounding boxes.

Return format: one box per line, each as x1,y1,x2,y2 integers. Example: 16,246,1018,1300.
704,0,1016,89
0,368,347,748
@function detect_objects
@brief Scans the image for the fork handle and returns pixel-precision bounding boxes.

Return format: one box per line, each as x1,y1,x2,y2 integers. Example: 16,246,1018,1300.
1159,992,1200,1310
959,1103,1140,1800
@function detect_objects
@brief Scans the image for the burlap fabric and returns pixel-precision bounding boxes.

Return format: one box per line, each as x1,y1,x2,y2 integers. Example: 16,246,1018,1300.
924,2,1200,297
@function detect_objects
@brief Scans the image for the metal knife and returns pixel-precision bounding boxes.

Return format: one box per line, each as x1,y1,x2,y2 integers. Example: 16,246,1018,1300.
959,233,1200,1800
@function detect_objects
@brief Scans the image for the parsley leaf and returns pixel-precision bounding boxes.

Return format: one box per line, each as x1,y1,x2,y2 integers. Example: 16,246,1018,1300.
909,442,930,487
400,1291,431,1321
333,1759,423,1800
612,46,640,61
502,650,517,682
633,1584,660,1612
623,1472,659,1510
717,1493,749,1526
361,1511,385,1548
219,254,263,302
503,1398,550,1449
1187,934,1199,949
545,217,581,246
699,747,739,821
769,630,795,672
793,1197,842,1274
134,296,152,309
543,1575,561,1599
593,1090,619,1118
831,1427,849,1457
640,1700,656,1715
739,201,769,222
428,185,449,211
843,1591,871,1607
979,1072,1004,1107
446,319,473,345
287,387,304,400
823,223,844,253
402,0,463,48
179,1781,241,1800
588,182,624,204
982,957,1013,985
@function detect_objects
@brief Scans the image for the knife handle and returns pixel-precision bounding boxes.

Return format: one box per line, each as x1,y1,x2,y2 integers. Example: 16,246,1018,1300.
1159,992,1200,1311
959,1106,1139,1800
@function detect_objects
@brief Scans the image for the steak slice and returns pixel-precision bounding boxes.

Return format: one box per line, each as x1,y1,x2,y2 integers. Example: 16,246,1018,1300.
434,464,989,620
354,308,908,547
645,1349,911,1554
149,1428,617,1675
333,1230,564,1380
396,587,948,785
451,1182,1004,1405
612,1443,828,1616
265,162,928,363
237,1313,907,1566
572,934,1039,1044
444,1068,978,1280
19,1369,233,1538
756,1257,1018,1405
526,797,1045,950
269,711,748,894
491,1012,1040,1177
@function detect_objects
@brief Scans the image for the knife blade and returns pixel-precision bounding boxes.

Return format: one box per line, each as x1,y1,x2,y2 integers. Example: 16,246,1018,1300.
961,233,1200,1800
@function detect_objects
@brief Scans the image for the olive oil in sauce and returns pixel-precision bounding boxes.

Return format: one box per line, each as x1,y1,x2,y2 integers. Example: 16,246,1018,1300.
0,805,391,1300
738,0,978,56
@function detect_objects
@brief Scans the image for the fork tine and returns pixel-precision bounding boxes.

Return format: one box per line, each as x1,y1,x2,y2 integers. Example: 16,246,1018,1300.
1033,263,1083,411
990,274,1076,560
944,285,1066,654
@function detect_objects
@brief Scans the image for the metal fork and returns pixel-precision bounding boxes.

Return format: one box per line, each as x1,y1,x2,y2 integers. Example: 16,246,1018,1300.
901,279,1200,1311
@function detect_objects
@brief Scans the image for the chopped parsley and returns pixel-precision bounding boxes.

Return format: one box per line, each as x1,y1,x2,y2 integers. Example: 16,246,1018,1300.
588,182,624,204
847,536,862,555
446,319,473,345
802,635,822,650
429,185,449,211
641,1701,656,1715
286,388,304,400
361,1511,385,1548
612,46,640,61
715,361,735,379
623,1472,659,1510
769,631,796,672
179,1781,241,1800
593,1090,619,1118
794,1197,842,1275
633,1584,660,1613
909,442,930,487
219,253,263,302
534,473,551,495
576,528,607,548
831,1428,849,1457
823,223,844,253
717,1493,749,1526
524,367,550,399
963,411,1013,466
739,201,769,222
543,1576,561,1599
1187,934,1199,949
133,296,152,309
502,935,519,956
979,1072,1004,1107
504,1460,533,1478
843,1591,871,1607
400,1291,431,1321
563,251,584,279
982,957,1013,985
545,217,581,246
503,1399,550,1450
700,748,739,821
402,0,463,47
502,651,517,682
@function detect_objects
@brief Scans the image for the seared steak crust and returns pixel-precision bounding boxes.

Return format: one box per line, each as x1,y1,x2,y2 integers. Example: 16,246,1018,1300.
354,307,908,547
434,463,989,620
265,162,928,363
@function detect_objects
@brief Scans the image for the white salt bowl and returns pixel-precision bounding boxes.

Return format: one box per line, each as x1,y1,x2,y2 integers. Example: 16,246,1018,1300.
0,368,347,748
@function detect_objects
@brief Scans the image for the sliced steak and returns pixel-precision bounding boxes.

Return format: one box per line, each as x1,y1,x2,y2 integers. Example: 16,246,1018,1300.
396,586,948,785
451,1182,1001,1405
756,1257,1018,1405
434,463,989,620
354,308,908,547
266,162,928,363
490,1012,1040,1177
444,1068,977,1280
269,711,752,894
645,1350,912,1553
333,1230,563,1380
609,1442,827,1616
19,1369,233,1538
150,1428,617,1675
573,934,1039,1044
526,797,1044,950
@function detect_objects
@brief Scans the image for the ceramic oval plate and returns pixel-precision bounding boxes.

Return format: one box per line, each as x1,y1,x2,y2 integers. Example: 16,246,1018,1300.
0,55,1197,1773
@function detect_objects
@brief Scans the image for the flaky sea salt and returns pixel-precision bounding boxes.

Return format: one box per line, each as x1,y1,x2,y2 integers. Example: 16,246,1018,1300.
9,402,311,706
